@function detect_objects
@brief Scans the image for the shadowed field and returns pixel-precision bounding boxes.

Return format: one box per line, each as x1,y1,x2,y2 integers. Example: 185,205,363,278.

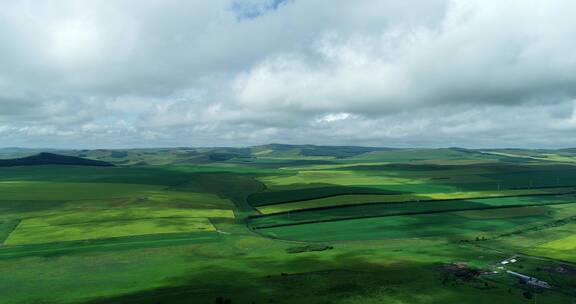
1,146,576,303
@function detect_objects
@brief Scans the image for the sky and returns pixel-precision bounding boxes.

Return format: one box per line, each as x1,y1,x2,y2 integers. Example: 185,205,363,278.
1,0,576,149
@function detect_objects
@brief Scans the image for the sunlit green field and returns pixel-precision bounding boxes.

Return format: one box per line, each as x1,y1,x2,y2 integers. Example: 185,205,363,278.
6,217,216,245
1,146,576,303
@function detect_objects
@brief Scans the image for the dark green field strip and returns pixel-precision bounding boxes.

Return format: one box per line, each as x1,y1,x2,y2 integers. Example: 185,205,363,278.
509,184,576,190
257,209,553,242
249,200,489,228
248,186,403,207
249,200,576,230
0,219,20,245
0,200,70,213
480,169,576,189
0,166,195,186
348,163,576,192
23,215,219,227
494,215,576,240
345,162,576,174
256,190,576,216
234,158,334,168
0,232,220,259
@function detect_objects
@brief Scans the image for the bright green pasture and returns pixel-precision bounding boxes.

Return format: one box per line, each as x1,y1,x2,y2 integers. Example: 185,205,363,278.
535,234,576,251
6,217,215,245
471,204,576,256
0,188,234,227
259,170,425,186
527,243,576,262
0,232,220,259
1,233,571,304
0,188,233,246
257,161,576,199
0,165,236,246
0,243,221,304
515,220,576,262
2,207,232,227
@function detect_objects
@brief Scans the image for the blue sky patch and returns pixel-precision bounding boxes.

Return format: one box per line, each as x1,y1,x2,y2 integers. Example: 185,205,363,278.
231,0,291,20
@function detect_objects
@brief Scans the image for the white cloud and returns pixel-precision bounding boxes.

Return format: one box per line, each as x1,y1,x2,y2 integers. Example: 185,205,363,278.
0,0,576,148
316,113,354,123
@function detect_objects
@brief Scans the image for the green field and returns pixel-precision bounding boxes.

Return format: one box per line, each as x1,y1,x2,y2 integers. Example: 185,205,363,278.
1,145,576,303
6,217,216,245
257,209,552,241
256,188,573,214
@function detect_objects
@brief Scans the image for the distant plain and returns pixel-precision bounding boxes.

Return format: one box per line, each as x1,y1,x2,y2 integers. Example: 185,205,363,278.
1,145,576,303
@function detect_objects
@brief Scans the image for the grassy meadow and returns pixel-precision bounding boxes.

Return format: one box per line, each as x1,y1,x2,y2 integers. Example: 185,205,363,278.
1,145,576,303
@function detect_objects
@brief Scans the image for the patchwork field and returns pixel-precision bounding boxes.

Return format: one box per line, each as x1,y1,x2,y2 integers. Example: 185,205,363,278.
255,188,573,215
6,217,216,246
257,210,551,241
0,181,164,200
1,145,576,303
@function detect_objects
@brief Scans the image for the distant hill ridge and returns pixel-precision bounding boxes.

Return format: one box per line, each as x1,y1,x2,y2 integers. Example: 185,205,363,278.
0,152,114,167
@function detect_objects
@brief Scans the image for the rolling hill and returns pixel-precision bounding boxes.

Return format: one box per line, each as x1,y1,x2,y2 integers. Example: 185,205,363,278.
0,152,114,167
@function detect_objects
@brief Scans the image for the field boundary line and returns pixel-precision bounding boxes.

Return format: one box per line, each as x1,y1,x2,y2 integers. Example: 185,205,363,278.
255,191,576,216
250,200,576,230
0,231,220,259
0,219,21,245
18,215,222,228
249,190,403,207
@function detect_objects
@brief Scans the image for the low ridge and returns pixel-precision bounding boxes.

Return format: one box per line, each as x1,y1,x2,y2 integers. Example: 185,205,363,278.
0,152,114,167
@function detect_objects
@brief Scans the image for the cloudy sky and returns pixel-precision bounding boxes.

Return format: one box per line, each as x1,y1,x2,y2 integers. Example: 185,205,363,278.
1,0,576,149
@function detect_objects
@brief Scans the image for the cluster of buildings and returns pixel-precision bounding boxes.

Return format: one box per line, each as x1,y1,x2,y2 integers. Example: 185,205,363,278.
495,255,551,289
